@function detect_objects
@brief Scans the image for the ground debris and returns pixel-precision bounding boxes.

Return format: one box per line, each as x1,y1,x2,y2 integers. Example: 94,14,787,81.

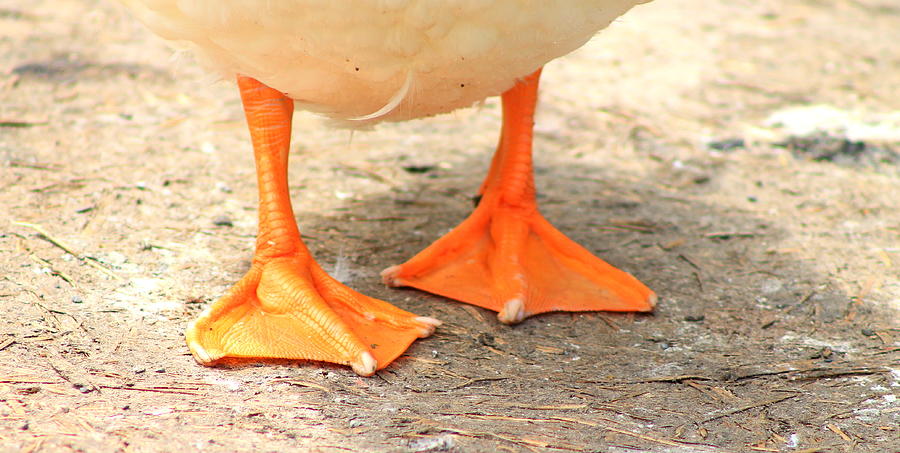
775,132,899,167
729,359,892,382
698,392,799,424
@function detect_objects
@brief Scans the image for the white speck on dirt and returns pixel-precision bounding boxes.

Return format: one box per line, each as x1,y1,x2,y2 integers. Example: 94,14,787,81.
852,408,883,423
779,334,855,353
100,251,129,267
765,104,900,142
760,278,783,294
786,433,800,448
407,434,455,452
208,377,242,392
130,277,162,293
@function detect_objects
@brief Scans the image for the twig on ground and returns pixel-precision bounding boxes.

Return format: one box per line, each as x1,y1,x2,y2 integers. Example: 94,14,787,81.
826,424,852,442
605,427,718,451
597,314,620,331
704,231,757,239
47,359,100,394
460,305,489,325
732,360,891,381
0,338,16,352
99,385,203,396
451,377,509,390
13,221,121,280
29,254,76,287
449,412,598,427
627,374,716,384
699,393,799,424
678,253,702,270
437,426,582,452
7,158,59,170
0,378,58,385
277,380,331,392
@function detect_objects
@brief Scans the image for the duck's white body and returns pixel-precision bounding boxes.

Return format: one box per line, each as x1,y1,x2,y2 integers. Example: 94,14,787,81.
121,0,647,123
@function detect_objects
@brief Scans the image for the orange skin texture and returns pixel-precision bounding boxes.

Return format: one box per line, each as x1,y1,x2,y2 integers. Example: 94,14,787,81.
185,77,439,376
384,69,655,323
185,70,654,375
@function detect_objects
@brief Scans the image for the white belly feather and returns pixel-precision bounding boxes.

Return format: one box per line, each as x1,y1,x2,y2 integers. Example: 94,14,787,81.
121,0,647,124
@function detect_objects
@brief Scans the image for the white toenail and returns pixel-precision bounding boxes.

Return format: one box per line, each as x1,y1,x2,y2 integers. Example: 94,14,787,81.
415,316,442,336
351,352,377,376
498,297,525,324
380,265,403,287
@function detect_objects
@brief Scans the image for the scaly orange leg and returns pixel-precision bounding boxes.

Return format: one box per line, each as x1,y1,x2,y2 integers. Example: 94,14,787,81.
185,76,440,376
383,69,656,323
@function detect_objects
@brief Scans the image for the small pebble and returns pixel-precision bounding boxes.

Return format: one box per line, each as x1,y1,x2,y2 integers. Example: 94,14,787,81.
477,333,496,347
408,434,455,452
861,328,875,337
212,216,233,227
402,165,436,174
71,295,83,304
684,315,705,322
708,137,745,151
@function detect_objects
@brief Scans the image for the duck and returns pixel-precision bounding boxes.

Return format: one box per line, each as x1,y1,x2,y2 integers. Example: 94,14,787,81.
119,0,657,376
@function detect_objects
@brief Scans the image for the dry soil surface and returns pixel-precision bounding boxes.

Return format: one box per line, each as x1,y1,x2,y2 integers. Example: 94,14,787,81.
1,0,899,452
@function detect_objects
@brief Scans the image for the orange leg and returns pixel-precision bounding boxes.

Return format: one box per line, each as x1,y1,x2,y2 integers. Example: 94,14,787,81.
383,69,656,323
185,76,440,376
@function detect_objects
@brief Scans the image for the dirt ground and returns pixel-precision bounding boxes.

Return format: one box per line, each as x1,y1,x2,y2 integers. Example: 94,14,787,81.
1,0,898,451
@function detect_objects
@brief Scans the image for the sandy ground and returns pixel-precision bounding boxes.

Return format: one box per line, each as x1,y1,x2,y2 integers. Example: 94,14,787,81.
2,0,899,451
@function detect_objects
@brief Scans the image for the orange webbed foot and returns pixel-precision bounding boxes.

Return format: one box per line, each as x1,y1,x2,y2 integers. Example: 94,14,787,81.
381,201,656,324
382,69,655,323
186,254,440,375
185,76,440,376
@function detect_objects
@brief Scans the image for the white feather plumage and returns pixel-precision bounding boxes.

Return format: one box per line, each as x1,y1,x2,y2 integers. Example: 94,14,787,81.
120,0,648,123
